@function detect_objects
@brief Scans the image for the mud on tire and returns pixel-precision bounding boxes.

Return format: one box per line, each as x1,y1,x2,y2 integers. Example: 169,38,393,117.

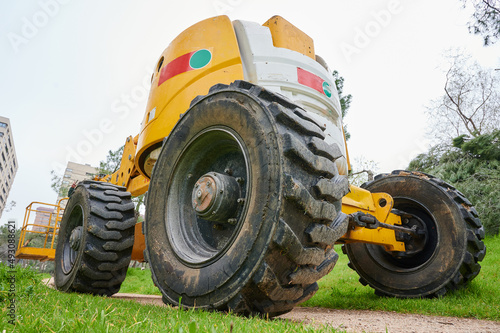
343,170,486,298
145,81,350,317
55,181,136,296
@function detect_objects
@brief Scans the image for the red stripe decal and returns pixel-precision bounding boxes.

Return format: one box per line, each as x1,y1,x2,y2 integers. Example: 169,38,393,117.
297,67,325,95
158,51,196,86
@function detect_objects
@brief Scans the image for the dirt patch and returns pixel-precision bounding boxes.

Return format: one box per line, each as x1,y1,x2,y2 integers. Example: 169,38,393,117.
43,279,499,332
279,307,500,333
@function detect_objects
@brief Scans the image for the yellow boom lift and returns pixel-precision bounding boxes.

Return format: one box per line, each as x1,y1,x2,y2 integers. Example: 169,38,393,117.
17,16,485,317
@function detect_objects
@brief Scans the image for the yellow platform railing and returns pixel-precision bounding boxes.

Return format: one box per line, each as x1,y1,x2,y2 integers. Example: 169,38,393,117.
15,198,68,261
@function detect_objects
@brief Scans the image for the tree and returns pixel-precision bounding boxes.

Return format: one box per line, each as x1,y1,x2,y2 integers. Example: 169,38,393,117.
133,194,145,214
4,201,16,212
409,130,500,235
462,0,500,45
50,170,68,197
0,224,21,264
333,70,353,141
411,50,500,235
426,51,500,142
98,145,124,175
348,157,378,186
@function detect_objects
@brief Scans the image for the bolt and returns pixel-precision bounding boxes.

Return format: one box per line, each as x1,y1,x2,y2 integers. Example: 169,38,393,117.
207,181,211,186
128,154,132,160
236,177,244,184
227,218,238,225
187,174,193,179
195,183,200,189
127,137,131,142
197,190,202,198
237,198,245,205
69,226,82,251
224,168,233,175
219,190,223,194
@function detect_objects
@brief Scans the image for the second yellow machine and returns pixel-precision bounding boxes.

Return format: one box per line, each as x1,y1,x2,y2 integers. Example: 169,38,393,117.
50,16,485,316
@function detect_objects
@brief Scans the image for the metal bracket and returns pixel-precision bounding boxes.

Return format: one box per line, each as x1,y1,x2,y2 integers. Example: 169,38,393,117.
349,211,423,237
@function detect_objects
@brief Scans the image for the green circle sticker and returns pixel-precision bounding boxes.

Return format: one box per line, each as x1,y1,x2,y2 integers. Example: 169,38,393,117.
322,81,332,97
190,49,212,69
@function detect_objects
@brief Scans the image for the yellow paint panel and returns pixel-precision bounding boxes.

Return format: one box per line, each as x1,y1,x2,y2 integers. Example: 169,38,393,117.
263,15,315,59
342,185,376,211
136,16,244,176
131,222,145,262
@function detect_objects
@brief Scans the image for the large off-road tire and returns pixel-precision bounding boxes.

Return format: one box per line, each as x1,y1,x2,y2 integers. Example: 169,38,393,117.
145,81,349,317
55,181,136,296
343,170,486,298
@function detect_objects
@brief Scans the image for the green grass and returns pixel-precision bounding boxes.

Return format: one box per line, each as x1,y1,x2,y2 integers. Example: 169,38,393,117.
2,237,498,332
0,264,340,332
302,235,500,320
121,237,500,321
40,272,51,280
118,268,161,295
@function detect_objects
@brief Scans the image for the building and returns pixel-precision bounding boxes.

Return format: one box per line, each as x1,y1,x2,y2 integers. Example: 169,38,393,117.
56,161,98,208
0,117,18,219
33,206,54,232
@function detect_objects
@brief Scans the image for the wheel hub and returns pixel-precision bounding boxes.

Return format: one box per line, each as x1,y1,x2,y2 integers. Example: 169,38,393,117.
69,226,83,251
192,172,241,224
399,214,428,255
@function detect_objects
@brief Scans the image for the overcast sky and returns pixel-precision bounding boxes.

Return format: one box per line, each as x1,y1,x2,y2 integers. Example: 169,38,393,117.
1,0,499,227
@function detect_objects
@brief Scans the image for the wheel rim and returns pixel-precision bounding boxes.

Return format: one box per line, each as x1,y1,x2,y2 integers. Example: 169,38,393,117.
365,197,439,272
61,204,84,275
165,126,250,267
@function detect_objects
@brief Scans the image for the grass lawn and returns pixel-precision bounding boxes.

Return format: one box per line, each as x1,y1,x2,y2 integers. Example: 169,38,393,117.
0,264,338,332
120,236,500,320
1,236,498,332
302,235,500,320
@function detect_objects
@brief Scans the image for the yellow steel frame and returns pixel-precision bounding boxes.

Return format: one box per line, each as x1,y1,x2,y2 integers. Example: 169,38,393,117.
16,198,68,261
339,185,405,251
98,134,150,197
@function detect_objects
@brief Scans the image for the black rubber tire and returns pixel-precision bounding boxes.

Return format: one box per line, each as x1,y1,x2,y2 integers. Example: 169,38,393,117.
343,170,486,298
145,81,349,317
54,180,136,296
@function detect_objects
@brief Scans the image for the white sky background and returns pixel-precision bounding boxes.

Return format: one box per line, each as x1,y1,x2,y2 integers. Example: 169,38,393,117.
1,0,499,227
